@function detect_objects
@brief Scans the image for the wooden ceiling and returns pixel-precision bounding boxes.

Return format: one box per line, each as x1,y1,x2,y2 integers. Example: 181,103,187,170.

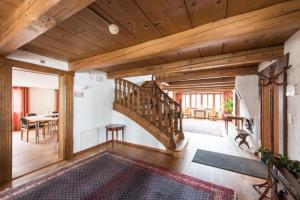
1,0,299,85
18,0,291,71
0,0,24,25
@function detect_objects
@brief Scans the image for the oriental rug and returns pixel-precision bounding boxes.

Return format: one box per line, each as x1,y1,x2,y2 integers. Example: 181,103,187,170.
0,152,236,200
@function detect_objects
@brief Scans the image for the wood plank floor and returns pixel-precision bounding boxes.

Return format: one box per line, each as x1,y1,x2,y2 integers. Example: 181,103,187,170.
2,121,262,199
12,131,60,178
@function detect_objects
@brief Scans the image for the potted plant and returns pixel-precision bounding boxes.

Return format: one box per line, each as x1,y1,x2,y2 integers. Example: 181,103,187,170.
224,98,234,114
258,147,300,180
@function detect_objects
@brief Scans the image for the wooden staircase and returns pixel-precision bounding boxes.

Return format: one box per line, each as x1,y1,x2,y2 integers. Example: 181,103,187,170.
113,78,188,154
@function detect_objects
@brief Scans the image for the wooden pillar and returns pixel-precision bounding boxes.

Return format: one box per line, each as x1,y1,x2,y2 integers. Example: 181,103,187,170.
0,62,12,184
59,73,74,160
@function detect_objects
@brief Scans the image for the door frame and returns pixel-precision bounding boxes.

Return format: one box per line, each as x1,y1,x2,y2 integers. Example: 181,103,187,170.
0,59,74,185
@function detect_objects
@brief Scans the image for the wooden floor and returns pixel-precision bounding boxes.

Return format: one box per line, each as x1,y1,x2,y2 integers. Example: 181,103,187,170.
2,122,262,199
12,131,60,178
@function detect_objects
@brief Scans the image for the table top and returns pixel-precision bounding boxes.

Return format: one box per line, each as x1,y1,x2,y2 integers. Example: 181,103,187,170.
25,116,59,122
105,124,125,129
225,116,244,120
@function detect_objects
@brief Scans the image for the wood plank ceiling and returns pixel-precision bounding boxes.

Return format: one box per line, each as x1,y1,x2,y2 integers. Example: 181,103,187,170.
18,0,292,73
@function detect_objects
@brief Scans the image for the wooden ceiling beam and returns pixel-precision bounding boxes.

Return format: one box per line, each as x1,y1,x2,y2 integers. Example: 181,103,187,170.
157,65,257,82
0,57,67,75
108,46,281,79
169,88,233,93
169,77,235,86
0,0,96,56
69,1,300,71
165,83,235,89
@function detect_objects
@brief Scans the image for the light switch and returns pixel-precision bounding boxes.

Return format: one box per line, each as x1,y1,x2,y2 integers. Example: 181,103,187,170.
288,114,293,124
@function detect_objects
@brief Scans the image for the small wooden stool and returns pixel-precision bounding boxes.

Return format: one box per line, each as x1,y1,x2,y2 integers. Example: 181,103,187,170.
235,129,250,149
105,124,125,142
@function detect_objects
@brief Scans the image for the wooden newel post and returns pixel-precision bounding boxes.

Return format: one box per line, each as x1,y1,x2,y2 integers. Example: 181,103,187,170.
169,100,176,149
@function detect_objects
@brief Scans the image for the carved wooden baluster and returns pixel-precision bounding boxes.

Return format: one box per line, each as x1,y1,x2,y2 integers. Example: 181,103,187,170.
157,99,162,130
114,79,117,102
132,84,135,110
123,79,126,106
164,98,169,135
127,81,131,108
136,87,140,115
147,93,151,121
134,85,137,112
141,90,145,117
179,101,183,133
174,103,179,137
118,79,122,104
169,100,176,149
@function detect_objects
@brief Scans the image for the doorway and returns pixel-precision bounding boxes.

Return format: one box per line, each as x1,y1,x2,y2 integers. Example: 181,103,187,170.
12,69,60,178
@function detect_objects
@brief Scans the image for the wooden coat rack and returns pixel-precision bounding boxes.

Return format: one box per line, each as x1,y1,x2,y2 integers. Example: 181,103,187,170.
252,54,291,199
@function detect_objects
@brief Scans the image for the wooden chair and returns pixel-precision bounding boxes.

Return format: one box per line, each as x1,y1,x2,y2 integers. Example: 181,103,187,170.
20,117,36,142
208,109,218,121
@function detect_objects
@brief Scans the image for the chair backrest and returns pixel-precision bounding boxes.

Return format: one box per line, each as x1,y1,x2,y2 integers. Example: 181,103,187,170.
20,117,28,128
53,111,59,114
27,113,37,116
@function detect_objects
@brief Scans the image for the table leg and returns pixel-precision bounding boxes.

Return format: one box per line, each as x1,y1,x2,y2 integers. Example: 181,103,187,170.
122,129,124,141
43,122,46,139
112,130,114,141
36,122,39,143
106,129,108,141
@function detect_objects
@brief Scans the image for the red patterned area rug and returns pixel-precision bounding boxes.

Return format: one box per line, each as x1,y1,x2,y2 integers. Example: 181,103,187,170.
0,152,236,200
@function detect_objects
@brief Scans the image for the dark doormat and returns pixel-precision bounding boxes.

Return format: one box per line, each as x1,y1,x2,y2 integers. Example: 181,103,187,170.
192,149,268,179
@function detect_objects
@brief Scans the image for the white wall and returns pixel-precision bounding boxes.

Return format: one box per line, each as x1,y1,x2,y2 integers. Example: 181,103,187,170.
284,30,300,160
73,71,114,153
112,111,166,150
12,69,58,89
73,72,166,153
235,75,261,151
8,50,68,71
29,88,56,115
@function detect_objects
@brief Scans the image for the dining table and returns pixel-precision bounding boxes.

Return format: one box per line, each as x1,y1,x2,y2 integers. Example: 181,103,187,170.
24,115,59,143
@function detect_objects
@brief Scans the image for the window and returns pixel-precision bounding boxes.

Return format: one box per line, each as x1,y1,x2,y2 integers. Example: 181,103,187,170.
185,95,190,108
13,88,22,114
202,94,207,108
196,94,201,108
168,91,174,99
208,94,213,108
191,95,196,108
181,93,223,109
215,94,221,110
182,95,186,108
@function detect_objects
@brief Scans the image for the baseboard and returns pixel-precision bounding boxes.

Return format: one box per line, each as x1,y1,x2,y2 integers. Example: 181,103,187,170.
117,141,171,155
73,141,111,157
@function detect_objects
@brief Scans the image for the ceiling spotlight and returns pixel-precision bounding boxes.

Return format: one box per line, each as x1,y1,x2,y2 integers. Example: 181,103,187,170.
109,24,119,35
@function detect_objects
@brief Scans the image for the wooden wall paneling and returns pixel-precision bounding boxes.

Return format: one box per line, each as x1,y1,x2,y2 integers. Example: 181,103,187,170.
226,0,287,17
274,84,279,154
262,82,271,150
87,4,141,47
157,65,257,82
184,0,227,27
59,73,74,160
259,54,289,154
108,46,282,79
69,1,300,71
94,0,162,41
0,0,96,55
134,0,192,35
0,62,12,184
